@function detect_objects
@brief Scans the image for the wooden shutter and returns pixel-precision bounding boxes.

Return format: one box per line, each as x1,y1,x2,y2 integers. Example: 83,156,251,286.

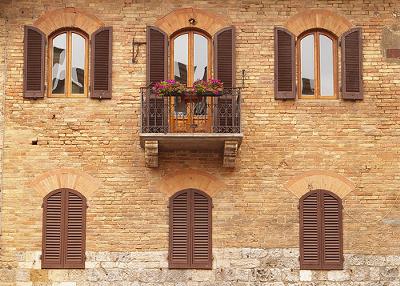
214,27,235,88
300,190,343,270
24,26,45,99
64,190,86,269
91,27,112,99
42,190,63,268
146,26,168,132
192,190,212,269
169,190,190,268
274,27,296,99
341,27,363,100
169,189,212,269
42,189,86,269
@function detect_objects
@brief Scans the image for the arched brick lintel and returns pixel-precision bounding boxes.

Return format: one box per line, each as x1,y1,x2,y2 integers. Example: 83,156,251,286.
152,169,226,198
29,168,101,200
285,170,355,199
284,9,353,37
154,8,231,37
33,7,104,36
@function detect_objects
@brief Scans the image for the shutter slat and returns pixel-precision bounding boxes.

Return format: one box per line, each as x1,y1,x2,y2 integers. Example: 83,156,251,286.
24,26,45,99
341,27,363,100
91,27,112,99
274,27,296,99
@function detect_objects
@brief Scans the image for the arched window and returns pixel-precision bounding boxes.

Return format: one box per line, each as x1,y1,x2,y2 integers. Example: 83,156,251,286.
299,189,343,270
169,189,212,269
297,30,338,99
42,188,86,269
48,29,89,97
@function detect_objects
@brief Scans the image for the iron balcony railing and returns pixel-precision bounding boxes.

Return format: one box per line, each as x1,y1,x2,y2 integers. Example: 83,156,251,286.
141,87,241,134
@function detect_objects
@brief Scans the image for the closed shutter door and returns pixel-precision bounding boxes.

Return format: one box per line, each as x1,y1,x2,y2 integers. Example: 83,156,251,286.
300,191,321,269
322,191,343,269
213,27,236,132
146,26,168,132
64,190,86,269
191,190,212,269
24,26,45,99
42,190,63,268
169,191,190,268
341,27,363,100
91,27,113,99
274,27,296,99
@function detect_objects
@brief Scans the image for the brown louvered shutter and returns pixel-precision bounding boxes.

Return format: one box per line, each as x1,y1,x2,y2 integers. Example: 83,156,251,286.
321,191,343,269
64,190,86,269
24,26,45,99
42,190,63,268
169,190,190,268
169,189,212,269
341,27,363,100
214,27,236,132
274,27,296,99
300,190,343,270
91,27,112,99
192,190,212,269
300,191,320,269
146,26,168,132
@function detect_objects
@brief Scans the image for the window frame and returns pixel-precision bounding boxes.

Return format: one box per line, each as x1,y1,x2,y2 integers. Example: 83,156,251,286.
48,28,89,98
297,29,338,100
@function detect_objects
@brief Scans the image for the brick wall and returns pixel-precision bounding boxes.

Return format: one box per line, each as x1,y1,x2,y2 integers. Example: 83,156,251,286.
0,0,399,284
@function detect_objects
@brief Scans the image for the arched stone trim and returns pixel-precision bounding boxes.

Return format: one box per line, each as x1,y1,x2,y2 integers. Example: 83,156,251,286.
29,168,101,199
284,170,355,199
33,7,104,36
152,168,226,197
284,9,353,37
154,8,231,37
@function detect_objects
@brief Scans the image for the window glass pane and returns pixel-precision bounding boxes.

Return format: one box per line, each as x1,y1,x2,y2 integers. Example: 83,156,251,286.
174,34,188,84
319,35,334,96
52,33,66,94
71,33,86,94
194,34,208,81
300,34,315,96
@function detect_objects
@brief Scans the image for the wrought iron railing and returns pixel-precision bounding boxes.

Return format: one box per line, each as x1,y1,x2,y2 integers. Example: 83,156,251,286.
141,87,241,134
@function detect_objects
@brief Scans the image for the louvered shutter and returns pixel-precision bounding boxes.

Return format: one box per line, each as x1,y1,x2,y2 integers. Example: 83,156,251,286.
192,190,212,269
341,27,363,100
321,191,343,270
42,190,63,269
214,27,236,132
24,26,45,99
169,191,190,268
146,26,168,133
64,190,86,269
300,191,321,269
274,27,296,99
91,27,112,99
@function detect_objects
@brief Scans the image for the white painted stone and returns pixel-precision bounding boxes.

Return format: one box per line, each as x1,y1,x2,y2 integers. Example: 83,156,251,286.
327,270,350,281
299,270,312,281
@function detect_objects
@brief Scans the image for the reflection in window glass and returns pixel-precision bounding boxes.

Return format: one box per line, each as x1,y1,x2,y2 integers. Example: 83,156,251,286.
300,34,315,96
319,35,334,96
174,34,188,84
194,34,208,81
52,33,66,94
71,33,85,94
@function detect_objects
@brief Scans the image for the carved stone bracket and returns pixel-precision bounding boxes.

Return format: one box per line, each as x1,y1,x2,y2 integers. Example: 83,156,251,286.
145,140,158,168
223,140,238,168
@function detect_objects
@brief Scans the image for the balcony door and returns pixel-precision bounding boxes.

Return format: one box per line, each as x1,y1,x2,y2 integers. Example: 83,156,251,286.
170,31,212,132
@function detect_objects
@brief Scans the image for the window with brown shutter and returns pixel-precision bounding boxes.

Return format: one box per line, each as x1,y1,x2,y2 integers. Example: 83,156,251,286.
299,189,343,270
42,188,86,269
169,189,212,269
24,26,46,99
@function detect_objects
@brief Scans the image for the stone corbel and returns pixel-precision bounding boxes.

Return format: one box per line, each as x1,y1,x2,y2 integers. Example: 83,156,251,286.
223,140,238,168
145,140,158,168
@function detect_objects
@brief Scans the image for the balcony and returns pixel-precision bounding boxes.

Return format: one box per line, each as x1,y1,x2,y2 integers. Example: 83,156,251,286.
140,87,243,168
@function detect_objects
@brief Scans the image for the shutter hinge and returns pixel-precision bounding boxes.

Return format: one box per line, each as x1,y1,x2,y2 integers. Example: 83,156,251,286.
212,203,214,208
297,204,300,210
84,254,87,260
41,203,44,208
39,254,42,260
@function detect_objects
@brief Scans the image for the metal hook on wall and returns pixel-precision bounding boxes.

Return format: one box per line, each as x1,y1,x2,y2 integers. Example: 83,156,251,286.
132,37,146,64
